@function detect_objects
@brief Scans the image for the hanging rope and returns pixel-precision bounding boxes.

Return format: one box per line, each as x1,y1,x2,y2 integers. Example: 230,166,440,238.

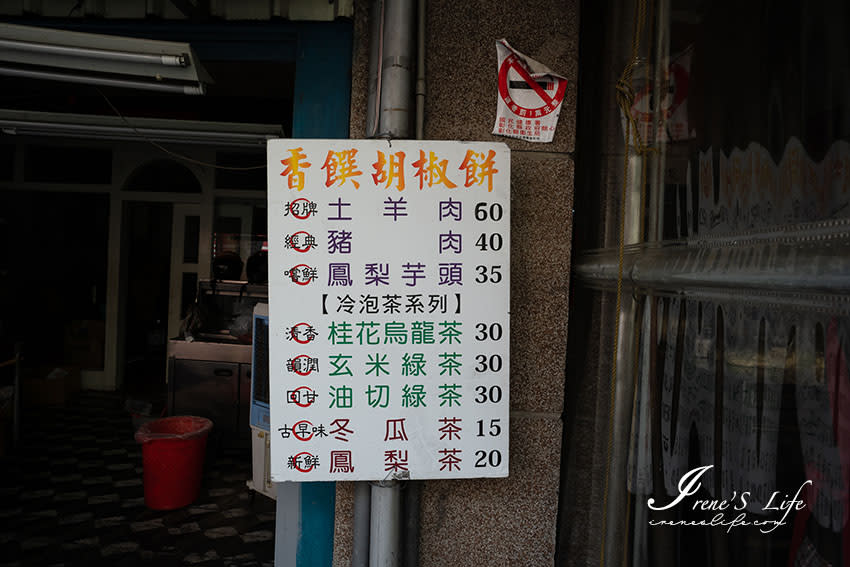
599,0,657,565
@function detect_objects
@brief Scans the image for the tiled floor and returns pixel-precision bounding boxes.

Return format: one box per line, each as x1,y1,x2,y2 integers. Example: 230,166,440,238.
0,391,276,566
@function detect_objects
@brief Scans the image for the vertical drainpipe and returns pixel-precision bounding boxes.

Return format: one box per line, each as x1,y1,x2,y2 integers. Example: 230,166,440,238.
351,482,372,567
371,2,414,565
404,2,426,567
358,2,416,567
353,6,385,567
414,0,426,141
365,0,384,139
377,0,415,138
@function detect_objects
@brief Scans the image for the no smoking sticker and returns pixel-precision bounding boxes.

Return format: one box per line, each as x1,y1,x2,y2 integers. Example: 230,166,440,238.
493,39,567,143
619,45,694,144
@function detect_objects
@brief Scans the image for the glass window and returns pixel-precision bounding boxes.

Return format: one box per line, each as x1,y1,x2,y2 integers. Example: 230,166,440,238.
212,198,267,283
564,1,850,566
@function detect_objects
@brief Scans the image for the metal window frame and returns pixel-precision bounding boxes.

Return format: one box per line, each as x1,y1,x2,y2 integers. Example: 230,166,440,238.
0,109,282,147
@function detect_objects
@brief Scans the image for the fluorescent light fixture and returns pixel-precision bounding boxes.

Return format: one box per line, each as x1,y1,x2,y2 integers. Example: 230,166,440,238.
0,109,283,148
0,23,209,95
0,37,189,67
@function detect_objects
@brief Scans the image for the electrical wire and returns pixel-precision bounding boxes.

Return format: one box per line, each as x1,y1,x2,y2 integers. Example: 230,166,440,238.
97,87,269,171
599,0,657,565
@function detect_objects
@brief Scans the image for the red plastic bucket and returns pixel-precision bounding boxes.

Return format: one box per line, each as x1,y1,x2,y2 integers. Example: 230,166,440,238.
135,416,213,510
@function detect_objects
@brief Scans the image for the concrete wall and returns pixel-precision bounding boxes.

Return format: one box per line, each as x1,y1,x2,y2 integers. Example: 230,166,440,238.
336,1,579,564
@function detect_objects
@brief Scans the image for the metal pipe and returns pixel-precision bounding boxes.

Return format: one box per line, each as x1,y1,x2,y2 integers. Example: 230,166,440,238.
414,0,426,140
603,295,638,567
405,3,426,564
370,481,401,567
362,3,418,566
378,0,415,137
371,2,417,565
602,159,644,567
366,0,384,138
646,0,670,243
0,65,204,94
574,219,850,300
351,481,371,567
402,481,421,567
602,1,657,560
356,1,390,564
0,119,272,145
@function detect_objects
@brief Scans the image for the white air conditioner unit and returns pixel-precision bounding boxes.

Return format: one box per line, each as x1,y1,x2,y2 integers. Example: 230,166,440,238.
247,303,276,499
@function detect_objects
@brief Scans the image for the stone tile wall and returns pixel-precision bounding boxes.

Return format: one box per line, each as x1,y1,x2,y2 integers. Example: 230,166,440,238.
337,1,578,564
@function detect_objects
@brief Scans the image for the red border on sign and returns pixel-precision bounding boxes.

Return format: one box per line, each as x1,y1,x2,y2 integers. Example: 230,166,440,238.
498,53,567,117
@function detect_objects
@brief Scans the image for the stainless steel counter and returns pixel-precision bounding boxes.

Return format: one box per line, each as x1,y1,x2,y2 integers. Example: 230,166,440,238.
167,338,253,444
167,338,253,366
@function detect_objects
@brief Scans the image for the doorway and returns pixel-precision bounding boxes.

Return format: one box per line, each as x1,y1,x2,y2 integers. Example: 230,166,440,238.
121,201,173,406
0,190,108,368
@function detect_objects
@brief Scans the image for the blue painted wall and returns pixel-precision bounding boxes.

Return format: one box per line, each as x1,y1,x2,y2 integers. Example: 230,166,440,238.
292,21,353,139
289,18,352,567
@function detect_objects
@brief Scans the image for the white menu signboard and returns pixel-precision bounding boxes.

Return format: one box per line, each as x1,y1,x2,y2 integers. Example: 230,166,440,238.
267,139,510,481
